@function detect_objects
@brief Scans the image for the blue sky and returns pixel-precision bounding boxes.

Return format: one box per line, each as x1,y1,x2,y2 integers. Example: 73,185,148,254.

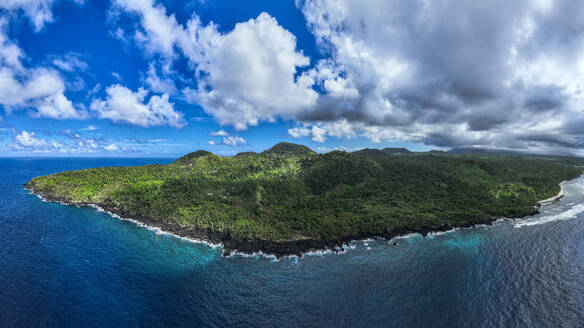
1,0,583,157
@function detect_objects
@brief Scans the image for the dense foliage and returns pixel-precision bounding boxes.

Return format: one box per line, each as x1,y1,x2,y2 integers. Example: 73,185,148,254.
26,143,584,242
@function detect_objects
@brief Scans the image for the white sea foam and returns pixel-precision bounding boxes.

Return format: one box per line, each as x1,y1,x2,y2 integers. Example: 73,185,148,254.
392,233,420,240
28,194,222,249
86,204,223,248
30,191,50,203
427,228,459,237
228,242,359,261
31,191,362,260
514,203,584,228
302,244,355,257
30,176,584,261
227,250,278,261
303,248,336,257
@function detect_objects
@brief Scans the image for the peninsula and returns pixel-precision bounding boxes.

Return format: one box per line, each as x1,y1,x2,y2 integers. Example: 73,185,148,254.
25,142,583,256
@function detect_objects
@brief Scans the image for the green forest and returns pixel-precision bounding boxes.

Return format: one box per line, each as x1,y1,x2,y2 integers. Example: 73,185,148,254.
25,142,584,244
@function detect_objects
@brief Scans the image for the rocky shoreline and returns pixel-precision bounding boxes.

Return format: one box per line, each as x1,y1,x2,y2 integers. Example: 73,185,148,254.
24,182,562,258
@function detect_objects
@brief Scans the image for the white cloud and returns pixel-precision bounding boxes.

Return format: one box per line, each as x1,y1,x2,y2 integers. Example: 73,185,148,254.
88,83,101,96
0,20,23,70
315,145,362,154
104,144,119,151
320,120,358,140
113,2,318,130
0,19,84,119
182,13,318,130
209,129,229,136
143,62,175,94
113,0,181,57
15,130,47,147
14,130,63,151
309,125,327,142
33,91,80,119
288,120,357,143
0,67,84,119
4,130,144,154
78,138,99,150
222,135,247,147
288,124,328,142
208,140,215,145
287,126,311,138
0,0,84,32
90,84,186,128
79,125,98,131
111,72,122,81
1,0,55,32
51,53,88,72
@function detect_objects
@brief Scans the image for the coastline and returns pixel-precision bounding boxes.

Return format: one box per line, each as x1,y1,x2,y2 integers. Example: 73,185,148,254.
538,181,567,206
24,179,572,258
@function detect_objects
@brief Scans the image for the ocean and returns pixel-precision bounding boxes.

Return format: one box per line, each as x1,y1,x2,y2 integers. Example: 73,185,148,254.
1,158,584,327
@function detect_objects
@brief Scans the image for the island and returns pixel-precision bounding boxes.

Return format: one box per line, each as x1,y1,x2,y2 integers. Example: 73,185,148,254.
25,142,584,256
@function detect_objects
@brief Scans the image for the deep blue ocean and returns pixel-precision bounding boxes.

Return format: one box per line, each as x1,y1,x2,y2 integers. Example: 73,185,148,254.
2,158,584,327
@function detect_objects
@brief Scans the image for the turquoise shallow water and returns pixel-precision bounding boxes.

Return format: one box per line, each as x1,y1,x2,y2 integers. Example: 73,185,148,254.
1,158,584,327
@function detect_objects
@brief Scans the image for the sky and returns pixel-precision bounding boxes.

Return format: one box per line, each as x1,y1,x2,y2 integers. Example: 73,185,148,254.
0,0,583,157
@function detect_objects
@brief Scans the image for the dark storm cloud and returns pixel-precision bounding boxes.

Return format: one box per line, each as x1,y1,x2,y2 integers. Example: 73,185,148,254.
522,85,565,112
563,116,584,135
296,0,584,155
516,133,583,149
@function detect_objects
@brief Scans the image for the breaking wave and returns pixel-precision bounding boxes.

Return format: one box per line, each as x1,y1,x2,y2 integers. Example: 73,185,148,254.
514,203,584,228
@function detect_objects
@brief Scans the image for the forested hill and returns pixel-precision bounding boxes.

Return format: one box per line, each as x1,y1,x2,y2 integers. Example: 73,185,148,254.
25,142,584,256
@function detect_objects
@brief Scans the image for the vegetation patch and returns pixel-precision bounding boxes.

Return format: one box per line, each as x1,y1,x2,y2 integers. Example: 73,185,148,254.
25,142,584,254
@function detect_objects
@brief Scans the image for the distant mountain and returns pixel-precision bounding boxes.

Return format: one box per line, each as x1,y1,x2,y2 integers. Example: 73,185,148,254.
352,148,387,156
382,147,412,154
427,150,448,155
353,147,412,156
448,147,528,156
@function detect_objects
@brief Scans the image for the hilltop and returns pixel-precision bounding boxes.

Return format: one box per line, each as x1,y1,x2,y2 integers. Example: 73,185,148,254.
25,142,583,256
261,142,315,155
173,150,216,165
